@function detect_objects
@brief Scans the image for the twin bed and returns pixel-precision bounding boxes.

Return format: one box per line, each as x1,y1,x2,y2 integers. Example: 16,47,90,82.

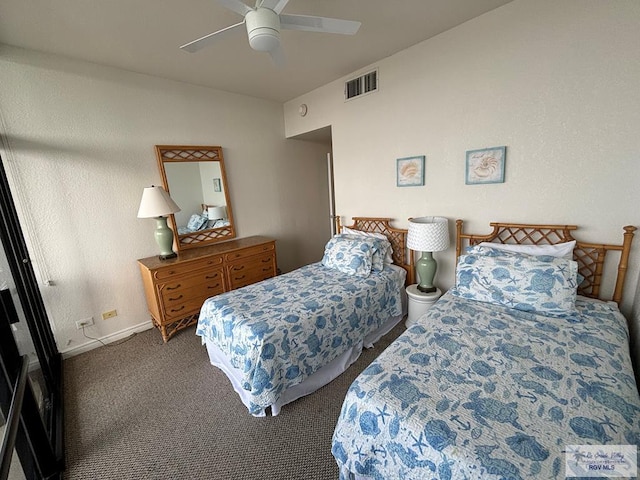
332,221,640,479
196,217,414,416
194,216,640,478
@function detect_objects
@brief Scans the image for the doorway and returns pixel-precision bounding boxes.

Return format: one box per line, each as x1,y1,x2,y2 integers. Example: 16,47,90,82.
290,125,335,238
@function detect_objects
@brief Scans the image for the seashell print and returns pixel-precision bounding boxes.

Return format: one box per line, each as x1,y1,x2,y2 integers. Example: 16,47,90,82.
400,161,419,178
359,410,381,436
467,147,505,183
397,156,424,185
423,419,457,451
472,154,499,178
569,416,612,443
506,433,550,461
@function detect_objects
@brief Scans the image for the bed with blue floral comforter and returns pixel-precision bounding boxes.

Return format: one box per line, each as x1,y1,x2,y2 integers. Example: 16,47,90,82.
332,291,640,479
196,261,406,416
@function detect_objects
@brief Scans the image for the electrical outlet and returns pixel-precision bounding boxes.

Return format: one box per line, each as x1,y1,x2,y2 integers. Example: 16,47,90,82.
75,317,94,329
102,309,117,320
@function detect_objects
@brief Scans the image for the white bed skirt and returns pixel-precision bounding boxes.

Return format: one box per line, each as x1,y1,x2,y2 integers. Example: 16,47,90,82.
203,308,405,417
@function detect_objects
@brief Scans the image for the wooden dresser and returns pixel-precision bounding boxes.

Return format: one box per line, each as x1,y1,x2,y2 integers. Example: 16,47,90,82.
137,236,277,342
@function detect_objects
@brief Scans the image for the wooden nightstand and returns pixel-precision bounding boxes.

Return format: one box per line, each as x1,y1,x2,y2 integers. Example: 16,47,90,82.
405,285,441,327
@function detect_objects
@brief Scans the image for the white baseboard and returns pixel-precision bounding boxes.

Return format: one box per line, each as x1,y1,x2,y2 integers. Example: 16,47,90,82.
60,321,155,359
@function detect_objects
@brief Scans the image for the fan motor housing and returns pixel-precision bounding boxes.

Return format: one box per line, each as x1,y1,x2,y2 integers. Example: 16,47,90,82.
245,8,281,52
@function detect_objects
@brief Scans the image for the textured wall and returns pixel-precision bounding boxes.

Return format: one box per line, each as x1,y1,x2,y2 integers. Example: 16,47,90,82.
0,46,331,354
284,0,640,373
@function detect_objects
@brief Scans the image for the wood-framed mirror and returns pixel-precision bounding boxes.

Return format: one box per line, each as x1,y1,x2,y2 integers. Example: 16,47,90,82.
155,145,236,251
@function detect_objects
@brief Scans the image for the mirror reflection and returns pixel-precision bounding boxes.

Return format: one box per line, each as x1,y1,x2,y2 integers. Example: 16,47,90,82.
155,145,236,251
164,162,231,234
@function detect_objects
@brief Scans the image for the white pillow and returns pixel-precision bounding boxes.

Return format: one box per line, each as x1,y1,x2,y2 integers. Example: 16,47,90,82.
477,240,576,259
341,227,394,263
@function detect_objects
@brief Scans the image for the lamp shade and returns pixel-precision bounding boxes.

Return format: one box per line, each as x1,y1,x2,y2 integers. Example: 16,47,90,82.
407,217,449,252
207,206,227,220
137,186,181,218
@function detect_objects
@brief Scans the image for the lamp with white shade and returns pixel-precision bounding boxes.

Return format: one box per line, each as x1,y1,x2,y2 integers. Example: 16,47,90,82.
137,186,181,260
207,205,227,221
407,216,450,293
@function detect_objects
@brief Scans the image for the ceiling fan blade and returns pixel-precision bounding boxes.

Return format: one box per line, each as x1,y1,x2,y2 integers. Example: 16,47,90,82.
259,0,290,14
215,0,253,16
280,14,361,35
269,44,287,68
180,21,245,53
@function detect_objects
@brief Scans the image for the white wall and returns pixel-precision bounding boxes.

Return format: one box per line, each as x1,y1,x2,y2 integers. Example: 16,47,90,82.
0,45,330,354
284,0,640,372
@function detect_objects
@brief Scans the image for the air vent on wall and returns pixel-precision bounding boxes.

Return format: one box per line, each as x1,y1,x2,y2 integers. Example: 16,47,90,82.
345,69,378,100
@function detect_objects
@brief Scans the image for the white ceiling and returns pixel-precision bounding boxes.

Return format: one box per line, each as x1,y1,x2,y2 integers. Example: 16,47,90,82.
0,0,512,103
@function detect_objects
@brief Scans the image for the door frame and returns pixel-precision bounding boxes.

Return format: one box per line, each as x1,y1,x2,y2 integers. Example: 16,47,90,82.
0,153,64,478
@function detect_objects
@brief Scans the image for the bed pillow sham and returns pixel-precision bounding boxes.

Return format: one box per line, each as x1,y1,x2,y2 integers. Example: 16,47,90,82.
335,234,391,271
186,213,208,232
473,240,576,258
322,237,374,277
452,251,579,317
468,243,586,287
341,227,394,264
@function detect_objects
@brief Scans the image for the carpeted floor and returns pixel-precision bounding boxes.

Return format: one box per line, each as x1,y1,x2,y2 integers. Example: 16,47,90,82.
63,321,406,480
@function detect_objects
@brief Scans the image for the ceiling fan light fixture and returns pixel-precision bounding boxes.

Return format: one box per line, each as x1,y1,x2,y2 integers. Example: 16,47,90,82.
181,0,361,65
248,29,280,51
246,7,281,52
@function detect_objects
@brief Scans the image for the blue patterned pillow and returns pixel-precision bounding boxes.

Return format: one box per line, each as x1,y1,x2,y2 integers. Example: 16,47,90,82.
335,234,390,271
340,227,394,264
322,237,373,277
452,252,579,316
468,245,586,285
186,214,208,231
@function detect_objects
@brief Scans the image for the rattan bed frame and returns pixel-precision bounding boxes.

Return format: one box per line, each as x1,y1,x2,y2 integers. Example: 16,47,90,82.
455,220,636,304
336,217,415,286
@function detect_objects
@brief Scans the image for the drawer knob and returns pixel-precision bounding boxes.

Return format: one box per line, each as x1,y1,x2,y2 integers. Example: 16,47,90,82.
168,294,184,301
262,267,271,272
235,275,246,280
166,284,182,291
205,274,219,280
233,265,245,271
208,283,220,289
262,258,270,263
171,306,185,313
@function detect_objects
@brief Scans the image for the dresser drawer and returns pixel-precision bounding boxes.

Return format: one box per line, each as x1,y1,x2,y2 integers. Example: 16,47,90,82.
227,253,276,289
223,242,275,262
162,296,209,322
159,269,225,307
154,255,223,281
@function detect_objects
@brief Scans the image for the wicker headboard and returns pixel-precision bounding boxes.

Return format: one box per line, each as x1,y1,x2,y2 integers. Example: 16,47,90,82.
336,216,415,286
455,220,636,304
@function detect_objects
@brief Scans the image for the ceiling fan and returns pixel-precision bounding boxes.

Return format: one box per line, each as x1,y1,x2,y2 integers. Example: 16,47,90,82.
180,0,361,67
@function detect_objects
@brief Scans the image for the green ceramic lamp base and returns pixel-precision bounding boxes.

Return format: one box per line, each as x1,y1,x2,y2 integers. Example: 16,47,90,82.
416,251,437,293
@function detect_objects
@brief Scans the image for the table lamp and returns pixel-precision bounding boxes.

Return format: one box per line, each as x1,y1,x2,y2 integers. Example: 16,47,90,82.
207,206,227,221
407,216,449,293
137,186,181,260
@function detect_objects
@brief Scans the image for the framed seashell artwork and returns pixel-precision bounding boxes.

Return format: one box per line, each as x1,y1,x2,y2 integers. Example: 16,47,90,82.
465,146,506,184
396,155,425,187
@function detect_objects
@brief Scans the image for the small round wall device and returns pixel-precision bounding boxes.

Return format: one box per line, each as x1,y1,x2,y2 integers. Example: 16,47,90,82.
245,8,281,52
298,104,308,117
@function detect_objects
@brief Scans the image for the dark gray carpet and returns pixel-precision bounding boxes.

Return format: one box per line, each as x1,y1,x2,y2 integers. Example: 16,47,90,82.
63,321,405,479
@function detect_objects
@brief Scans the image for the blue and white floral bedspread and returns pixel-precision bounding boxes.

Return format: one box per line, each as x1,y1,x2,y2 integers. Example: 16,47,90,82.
332,292,640,479
196,262,405,415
